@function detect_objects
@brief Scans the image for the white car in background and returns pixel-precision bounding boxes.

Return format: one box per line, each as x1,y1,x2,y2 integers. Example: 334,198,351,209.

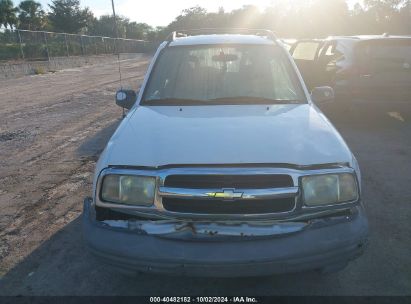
83,29,368,277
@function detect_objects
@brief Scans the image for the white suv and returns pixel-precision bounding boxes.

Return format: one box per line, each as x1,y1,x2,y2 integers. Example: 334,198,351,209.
83,30,368,277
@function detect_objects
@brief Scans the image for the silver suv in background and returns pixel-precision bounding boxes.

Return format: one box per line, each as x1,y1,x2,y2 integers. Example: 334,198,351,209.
290,35,411,113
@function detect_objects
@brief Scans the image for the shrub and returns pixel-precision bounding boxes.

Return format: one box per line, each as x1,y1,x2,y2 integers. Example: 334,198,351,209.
48,42,68,57
0,44,22,61
33,67,46,75
68,42,82,56
23,43,47,60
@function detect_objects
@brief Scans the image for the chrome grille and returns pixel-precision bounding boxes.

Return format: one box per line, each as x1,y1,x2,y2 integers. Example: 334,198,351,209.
160,174,297,215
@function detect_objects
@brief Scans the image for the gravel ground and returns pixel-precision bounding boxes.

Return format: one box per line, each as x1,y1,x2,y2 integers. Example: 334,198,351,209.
0,56,410,296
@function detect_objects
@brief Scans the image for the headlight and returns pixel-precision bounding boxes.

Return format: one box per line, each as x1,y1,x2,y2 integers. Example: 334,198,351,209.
100,175,155,206
302,173,358,206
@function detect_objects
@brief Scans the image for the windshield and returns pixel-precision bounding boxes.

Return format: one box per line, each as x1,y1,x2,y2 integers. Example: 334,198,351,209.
142,44,306,105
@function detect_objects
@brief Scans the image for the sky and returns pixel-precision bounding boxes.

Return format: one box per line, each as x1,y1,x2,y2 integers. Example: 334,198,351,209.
19,0,360,27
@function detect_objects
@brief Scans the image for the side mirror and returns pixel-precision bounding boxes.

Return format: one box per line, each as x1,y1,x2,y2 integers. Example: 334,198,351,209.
311,86,334,104
115,89,137,110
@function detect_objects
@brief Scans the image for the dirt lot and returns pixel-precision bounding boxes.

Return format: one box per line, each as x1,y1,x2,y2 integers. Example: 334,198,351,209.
0,56,410,296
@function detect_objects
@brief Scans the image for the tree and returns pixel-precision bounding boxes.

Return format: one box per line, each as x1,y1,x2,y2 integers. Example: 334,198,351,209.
88,14,158,40
167,6,208,31
126,22,153,40
88,14,116,37
17,0,46,30
88,15,129,38
359,0,410,34
0,0,18,29
307,0,350,36
162,0,410,39
228,5,261,28
148,26,167,41
48,0,93,33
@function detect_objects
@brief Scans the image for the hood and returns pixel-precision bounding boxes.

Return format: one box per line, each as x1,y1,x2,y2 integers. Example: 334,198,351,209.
103,104,353,168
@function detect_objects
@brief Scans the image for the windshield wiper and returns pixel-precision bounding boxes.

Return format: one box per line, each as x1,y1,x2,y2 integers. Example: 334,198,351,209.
209,96,303,104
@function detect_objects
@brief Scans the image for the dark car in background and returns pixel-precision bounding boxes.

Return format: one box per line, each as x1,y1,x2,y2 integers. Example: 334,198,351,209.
290,35,411,113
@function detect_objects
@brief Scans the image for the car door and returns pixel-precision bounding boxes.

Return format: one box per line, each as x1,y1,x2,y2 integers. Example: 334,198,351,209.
355,38,411,100
290,40,323,90
316,41,345,87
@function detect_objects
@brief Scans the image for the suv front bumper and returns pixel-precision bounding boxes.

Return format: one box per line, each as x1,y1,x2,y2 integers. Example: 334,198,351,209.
82,198,368,277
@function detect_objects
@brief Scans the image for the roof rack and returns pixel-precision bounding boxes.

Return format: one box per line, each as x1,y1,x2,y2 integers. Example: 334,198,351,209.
166,28,277,43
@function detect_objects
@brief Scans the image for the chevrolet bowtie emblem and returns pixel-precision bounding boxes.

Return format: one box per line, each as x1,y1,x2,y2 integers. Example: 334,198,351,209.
206,189,243,200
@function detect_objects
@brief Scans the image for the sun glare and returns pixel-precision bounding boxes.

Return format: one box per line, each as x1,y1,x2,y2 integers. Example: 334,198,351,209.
115,0,278,26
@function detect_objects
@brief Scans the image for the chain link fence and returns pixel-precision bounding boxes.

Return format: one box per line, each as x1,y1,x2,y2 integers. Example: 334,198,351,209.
0,29,157,62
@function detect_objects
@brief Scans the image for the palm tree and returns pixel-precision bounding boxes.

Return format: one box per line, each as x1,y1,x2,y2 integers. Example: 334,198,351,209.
18,0,46,30
0,0,18,29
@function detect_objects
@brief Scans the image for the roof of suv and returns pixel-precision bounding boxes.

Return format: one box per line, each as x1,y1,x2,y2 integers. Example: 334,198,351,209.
169,34,276,47
321,35,411,51
326,35,411,41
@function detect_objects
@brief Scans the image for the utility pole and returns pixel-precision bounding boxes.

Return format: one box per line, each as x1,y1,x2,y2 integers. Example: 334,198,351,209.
111,0,119,41
111,0,123,106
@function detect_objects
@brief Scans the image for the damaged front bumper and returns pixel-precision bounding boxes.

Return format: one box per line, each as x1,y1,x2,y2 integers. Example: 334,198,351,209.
82,197,368,277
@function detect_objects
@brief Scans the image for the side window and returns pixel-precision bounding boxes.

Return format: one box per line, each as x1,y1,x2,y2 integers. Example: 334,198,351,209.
325,44,334,56
319,42,344,69
292,42,320,61
319,42,344,72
